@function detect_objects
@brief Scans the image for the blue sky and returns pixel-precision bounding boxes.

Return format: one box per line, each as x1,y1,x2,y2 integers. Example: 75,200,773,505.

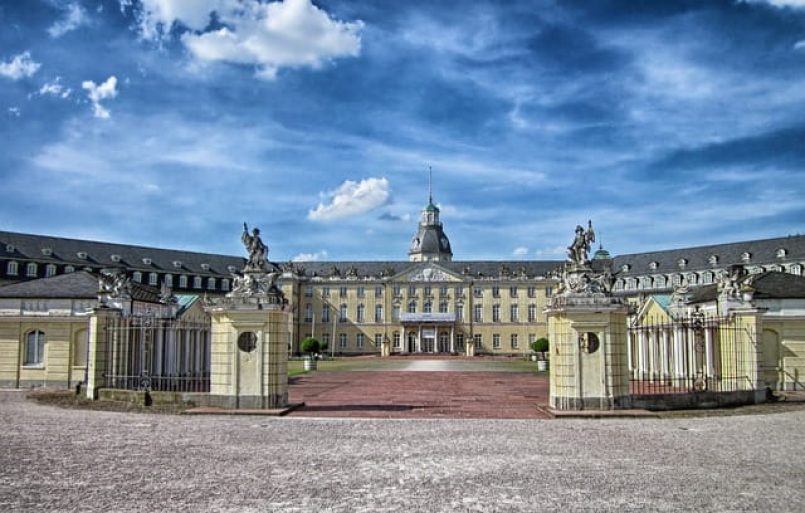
1,0,804,262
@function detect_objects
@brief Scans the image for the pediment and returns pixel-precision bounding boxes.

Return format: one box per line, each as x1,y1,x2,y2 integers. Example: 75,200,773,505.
391,262,463,283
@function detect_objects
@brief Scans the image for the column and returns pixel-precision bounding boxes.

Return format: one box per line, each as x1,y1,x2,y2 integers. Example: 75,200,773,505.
449,325,455,353
86,308,122,400
627,330,635,378
673,327,685,378
637,329,648,379
704,327,714,378
417,325,422,353
401,326,406,353
660,328,670,379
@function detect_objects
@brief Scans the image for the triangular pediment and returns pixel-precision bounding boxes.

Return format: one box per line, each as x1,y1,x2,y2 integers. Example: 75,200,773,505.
390,261,463,283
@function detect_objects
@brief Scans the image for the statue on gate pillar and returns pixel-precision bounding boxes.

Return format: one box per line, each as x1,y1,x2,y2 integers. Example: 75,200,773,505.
242,222,269,271
567,220,595,267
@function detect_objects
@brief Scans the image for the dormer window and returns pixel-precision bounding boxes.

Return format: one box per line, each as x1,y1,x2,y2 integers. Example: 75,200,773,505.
5,244,15,253
776,248,787,259
649,261,658,270
76,251,88,260
621,264,631,273
227,265,237,273
110,254,121,263
741,252,751,263
173,261,182,269
200,263,210,271
142,257,152,265
677,258,688,270
708,255,718,265
41,248,53,256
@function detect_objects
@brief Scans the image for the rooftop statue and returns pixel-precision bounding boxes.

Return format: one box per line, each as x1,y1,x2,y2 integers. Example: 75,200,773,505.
242,222,268,271
567,220,596,267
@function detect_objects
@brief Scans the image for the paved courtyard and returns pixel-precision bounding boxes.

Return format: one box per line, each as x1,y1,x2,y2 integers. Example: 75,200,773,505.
287,358,549,418
2,390,805,512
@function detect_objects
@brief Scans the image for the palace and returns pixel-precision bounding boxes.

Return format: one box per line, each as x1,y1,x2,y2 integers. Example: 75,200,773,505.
0,191,804,388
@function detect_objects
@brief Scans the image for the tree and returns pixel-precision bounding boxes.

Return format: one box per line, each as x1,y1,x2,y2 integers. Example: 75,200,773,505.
530,337,549,360
300,337,320,359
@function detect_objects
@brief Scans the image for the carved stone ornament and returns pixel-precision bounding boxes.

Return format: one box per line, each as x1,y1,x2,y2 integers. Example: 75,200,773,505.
409,267,451,282
97,269,131,306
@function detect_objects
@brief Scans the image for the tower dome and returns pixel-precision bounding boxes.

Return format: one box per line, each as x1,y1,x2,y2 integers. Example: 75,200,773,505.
408,170,453,262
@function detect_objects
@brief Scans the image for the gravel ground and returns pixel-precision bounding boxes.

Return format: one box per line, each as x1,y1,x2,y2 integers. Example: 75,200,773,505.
1,390,804,513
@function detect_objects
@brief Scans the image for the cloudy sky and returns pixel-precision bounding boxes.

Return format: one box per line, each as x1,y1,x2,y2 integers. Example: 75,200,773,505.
1,0,804,262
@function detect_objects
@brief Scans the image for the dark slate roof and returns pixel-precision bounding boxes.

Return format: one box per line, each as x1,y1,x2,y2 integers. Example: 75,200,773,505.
613,235,805,276
0,271,98,299
0,270,165,303
686,272,805,304
0,230,245,276
294,260,561,280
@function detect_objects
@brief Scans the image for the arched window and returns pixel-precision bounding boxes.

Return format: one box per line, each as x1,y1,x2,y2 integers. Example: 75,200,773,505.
149,273,158,286
132,272,142,283
26,262,38,277
45,264,57,277
356,304,365,322
221,278,230,291
193,276,202,289
179,275,188,288
7,261,18,276
424,301,432,313
164,274,174,287
64,265,75,273
24,330,46,366
407,300,416,313
207,277,216,290
339,304,348,322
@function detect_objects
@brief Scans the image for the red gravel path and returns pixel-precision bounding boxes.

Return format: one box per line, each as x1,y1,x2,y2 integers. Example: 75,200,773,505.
287,371,549,419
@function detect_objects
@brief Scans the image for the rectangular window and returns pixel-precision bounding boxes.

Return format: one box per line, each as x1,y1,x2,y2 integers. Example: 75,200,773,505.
456,333,464,349
304,286,313,297
322,306,330,323
393,332,401,348
439,302,448,314
304,304,313,323
392,305,400,321
493,334,501,349
528,333,536,345
408,285,416,296
492,286,500,298
510,304,519,322
357,287,365,298
393,285,401,296
193,276,202,289
339,333,347,348
7,261,18,276
456,304,464,321
45,265,56,278
439,286,448,296
510,334,518,349
26,263,37,277
473,287,483,298
492,304,500,322
24,330,45,366
473,304,483,322
375,286,383,297
528,304,537,322
545,287,553,297
339,304,348,322
339,287,347,298
509,286,518,298
527,286,536,298
321,287,330,298
179,275,188,288
322,333,330,349
356,304,365,323
473,334,482,349
455,286,464,296
356,333,364,348
374,334,382,347
150,273,159,286
374,304,383,323
424,286,431,297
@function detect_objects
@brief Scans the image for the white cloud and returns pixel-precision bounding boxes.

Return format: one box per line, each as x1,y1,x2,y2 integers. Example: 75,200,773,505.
535,245,566,257
291,250,328,262
739,0,805,8
512,246,529,257
39,77,72,98
125,0,363,79
81,76,118,118
308,177,391,221
0,52,41,80
8,107,21,117
794,40,805,50
48,2,89,38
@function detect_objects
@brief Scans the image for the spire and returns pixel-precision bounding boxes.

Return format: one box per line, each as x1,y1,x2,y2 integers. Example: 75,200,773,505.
428,165,433,205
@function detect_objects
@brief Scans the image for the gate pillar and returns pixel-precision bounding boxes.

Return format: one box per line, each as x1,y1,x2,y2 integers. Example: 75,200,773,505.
86,307,122,400
546,221,630,411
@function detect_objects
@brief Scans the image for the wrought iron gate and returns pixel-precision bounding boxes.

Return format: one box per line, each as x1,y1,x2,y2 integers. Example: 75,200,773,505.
102,315,211,392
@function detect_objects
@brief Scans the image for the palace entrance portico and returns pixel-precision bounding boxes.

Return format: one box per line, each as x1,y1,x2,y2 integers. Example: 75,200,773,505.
399,313,458,353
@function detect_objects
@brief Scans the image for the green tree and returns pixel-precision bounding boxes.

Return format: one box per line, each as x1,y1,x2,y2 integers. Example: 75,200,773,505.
530,337,549,360
300,337,320,359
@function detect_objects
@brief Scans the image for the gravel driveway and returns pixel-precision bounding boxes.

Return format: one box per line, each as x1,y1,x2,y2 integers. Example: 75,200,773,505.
1,390,804,512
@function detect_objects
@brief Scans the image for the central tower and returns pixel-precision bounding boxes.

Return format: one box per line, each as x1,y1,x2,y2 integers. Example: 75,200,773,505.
408,168,453,262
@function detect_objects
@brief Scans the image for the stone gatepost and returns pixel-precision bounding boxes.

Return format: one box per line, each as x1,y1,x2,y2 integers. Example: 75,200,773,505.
86,307,121,400
546,221,630,411
203,223,291,409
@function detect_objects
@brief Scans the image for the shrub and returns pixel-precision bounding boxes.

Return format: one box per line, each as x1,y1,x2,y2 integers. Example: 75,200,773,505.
530,337,549,355
300,337,320,358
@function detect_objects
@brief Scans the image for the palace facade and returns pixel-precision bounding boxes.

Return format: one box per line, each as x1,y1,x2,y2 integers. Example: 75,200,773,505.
1,195,804,362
